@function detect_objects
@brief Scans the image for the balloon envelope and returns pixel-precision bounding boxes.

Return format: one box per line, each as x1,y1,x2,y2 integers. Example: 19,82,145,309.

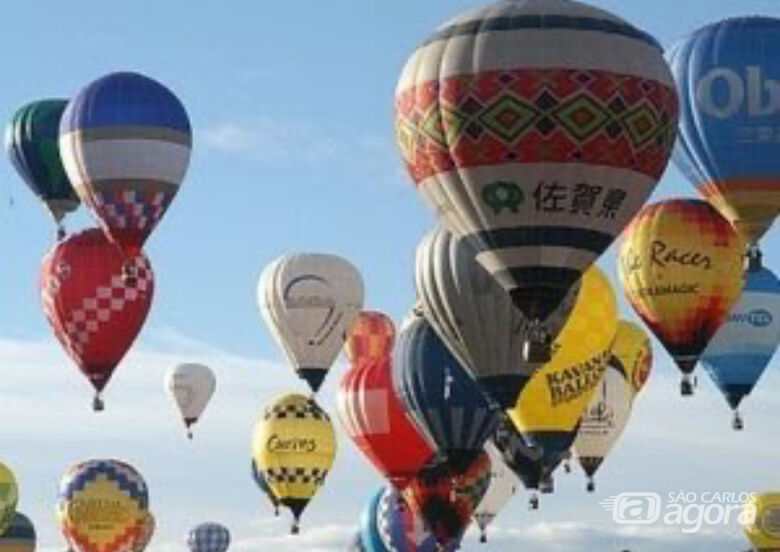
58,460,149,552
415,225,578,408
0,463,18,535
393,314,498,471
186,523,230,552
702,267,780,416
618,198,745,393
59,72,192,255
744,492,780,551
344,311,396,367
396,0,677,321
473,443,520,542
258,253,364,392
376,486,458,552
5,99,79,227
165,363,216,436
41,228,154,408
668,17,780,247
0,513,35,552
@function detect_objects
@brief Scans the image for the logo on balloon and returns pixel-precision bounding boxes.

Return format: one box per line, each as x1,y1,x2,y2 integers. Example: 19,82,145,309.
730,309,773,328
481,181,524,215
696,66,780,119
267,434,317,454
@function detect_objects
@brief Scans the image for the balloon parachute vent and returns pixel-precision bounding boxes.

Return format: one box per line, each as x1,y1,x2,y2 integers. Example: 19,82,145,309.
732,411,744,431
92,395,105,412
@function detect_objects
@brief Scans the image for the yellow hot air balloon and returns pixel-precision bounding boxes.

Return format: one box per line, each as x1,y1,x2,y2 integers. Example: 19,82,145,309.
251,393,336,534
0,463,18,535
744,492,780,551
610,320,653,400
57,460,149,552
508,266,617,478
618,198,745,396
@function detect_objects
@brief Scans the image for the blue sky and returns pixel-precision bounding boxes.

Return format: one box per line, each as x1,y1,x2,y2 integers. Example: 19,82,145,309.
0,1,779,552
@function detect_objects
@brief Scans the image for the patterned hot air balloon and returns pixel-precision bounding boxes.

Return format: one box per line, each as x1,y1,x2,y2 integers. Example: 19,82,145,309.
0,513,36,552
41,228,154,410
610,320,654,400
251,460,280,516
508,265,617,479
393,314,498,473
701,267,780,429
131,513,154,552
374,486,459,552
473,443,520,543
668,17,780,256
618,198,745,396
358,489,390,552
5,99,79,237
58,460,149,552
337,342,434,490
0,463,18,535
186,523,230,552
59,72,192,259
402,451,491,548
744,492,780,552
573,357,634,492
251,394,336,533
164,363,216,438
415,225,579,408
344,311,396,368
395,0,678,357
258,253,364,393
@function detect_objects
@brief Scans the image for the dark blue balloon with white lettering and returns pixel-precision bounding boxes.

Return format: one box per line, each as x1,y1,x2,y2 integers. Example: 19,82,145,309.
701,267,780,429
392,314,498,472
668,17,780,247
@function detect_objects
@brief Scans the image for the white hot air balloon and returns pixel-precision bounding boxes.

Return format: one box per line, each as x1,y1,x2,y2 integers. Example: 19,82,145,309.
473,443,521,543
415,226,579,408
258,253,364,393
572,358,633,492
165,363,216,438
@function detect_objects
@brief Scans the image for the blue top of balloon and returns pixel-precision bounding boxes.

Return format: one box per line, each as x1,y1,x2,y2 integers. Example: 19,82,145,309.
61,71,191,135
668,16,780,182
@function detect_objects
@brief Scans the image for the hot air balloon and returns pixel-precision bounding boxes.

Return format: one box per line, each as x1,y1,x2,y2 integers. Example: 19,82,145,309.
668,17,780,259
258,253,364,392
359,489,390,552
251,460,280,516
491,415,544,509
0,463,18,535
337,331,435,489
58,460,149,552
5,99,79,238
573,357,634,492
59,72,191,260
611,320,654,399
393,314,498,473
0,513,35,552
375,486,459,552
508,265,617,479
41,228,154,410
395,0,678,360
402,451,491,548
618,198,745,396
251,393,336,533
344,311,396,368
186,523,230,552
132,513,155,552
473,443,520,543
744,492,780,552
702,267,780,430
164,363,216,438
415,225,579,408
348,531,367,552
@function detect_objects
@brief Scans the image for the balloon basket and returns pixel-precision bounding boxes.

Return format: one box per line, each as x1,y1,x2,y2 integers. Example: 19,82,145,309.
587,479,596,493
680,378,694,397
480,532,487,543
732,412,744,431
92,395,105,412
529,494,540,510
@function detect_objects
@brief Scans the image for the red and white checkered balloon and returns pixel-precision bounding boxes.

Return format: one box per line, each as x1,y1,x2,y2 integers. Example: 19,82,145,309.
41,228,154,409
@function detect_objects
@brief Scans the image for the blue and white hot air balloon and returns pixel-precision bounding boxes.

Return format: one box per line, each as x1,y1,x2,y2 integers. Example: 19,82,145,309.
668,17,780,255
701,267,780,430
59,72,192,257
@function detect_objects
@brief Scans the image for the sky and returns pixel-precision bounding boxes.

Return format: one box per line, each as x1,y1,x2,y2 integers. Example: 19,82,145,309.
0,1,779,551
